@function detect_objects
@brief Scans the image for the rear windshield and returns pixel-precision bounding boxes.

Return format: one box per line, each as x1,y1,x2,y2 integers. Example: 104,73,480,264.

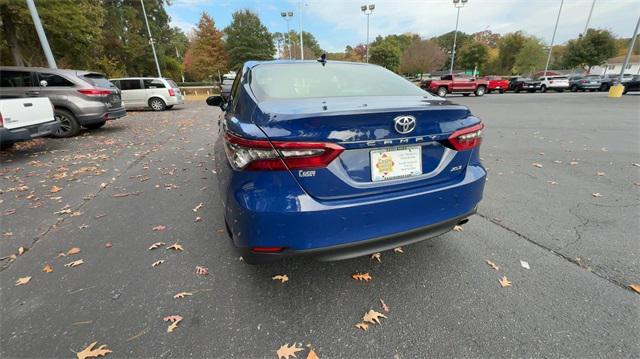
82,73,117,89
250,63,426,100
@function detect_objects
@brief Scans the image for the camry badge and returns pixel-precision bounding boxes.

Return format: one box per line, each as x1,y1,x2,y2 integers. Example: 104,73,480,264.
393,115,416,134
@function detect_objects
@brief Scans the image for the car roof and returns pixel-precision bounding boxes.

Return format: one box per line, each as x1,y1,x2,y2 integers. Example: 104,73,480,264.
109,77,171,80
0,66,103,77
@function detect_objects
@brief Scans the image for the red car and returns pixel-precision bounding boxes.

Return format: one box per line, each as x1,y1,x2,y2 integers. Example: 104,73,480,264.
425,75,488,97
482,76,509,94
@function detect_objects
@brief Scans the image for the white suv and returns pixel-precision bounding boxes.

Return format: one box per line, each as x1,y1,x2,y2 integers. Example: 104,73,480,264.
538,76,570,93
110,77,184,111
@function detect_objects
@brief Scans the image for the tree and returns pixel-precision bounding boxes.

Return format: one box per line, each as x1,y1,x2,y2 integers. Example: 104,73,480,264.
224,9,275,68
184,12,227,82
563,29,618,71
433,30,473,70
497,31,527,74
457,41,488,72
282,30,324,59
513,38,546,75
398,38,446,75
369,41,401,71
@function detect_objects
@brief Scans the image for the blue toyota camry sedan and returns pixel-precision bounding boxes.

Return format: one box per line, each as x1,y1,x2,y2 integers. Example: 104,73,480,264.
207,60,486,264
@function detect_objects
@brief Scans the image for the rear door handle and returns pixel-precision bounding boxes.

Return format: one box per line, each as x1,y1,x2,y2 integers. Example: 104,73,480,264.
26,91,40,96
23,103,33,107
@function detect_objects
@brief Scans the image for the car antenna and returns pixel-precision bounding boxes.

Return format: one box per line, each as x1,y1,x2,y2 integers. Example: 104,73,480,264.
317,53,327,67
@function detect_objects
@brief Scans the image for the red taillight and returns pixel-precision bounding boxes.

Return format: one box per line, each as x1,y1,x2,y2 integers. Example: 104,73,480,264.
251,247,285,253
446,123,484,151
223,133,344,171
168,88,175,96
0,112,3,128
78,89,111,97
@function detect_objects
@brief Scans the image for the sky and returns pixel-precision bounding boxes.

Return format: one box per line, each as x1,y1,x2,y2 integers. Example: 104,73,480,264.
168,0,640,52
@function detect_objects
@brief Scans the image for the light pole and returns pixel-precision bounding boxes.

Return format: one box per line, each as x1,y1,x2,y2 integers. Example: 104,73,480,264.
582,0,596,36
298,1,304,60
449,0,467,75
360,4,375,63
281,11,293,60
140,0,162,77
543,0,564,78
26,0,56,68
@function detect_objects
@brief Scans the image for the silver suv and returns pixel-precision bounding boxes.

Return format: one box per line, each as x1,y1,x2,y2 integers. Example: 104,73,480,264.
0,66,126,137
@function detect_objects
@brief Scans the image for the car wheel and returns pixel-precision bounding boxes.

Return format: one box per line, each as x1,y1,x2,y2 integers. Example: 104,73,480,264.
589,89,596,92
166,105,174,110
52,109,81,138
499,89,505,94
463,93,470,97
84,121,106,130
515,89,521,93
475,86,486,96
486,89,492,94
149,97,166,111
528,89,535,93
571,85,578,92
540,85,547,93
436,87,447,97
557,89,564,93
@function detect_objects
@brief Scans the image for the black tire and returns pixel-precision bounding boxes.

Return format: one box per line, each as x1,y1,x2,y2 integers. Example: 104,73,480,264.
148,97,166,111
166,105,174,109
571,85,578,92
436,87,448,97
528,89,535,93
52,109,81,138
556,89,564,93
84,121,106,130
540,85,547,93
0,141,14,150
515,89,521,93
499,89,505,94
589,89,596,92
475,86,486,96
463,93,471,97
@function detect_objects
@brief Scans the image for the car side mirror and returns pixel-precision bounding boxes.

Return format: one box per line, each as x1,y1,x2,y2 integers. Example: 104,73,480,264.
206,95,226,109
40,80,48,87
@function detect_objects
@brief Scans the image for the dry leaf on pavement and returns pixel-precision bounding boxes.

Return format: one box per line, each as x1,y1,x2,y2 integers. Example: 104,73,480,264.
67,247,81,255
42,264,53,273
167,243,184,251
547,180,558,185
355,322,369,331
486,260,499,271
499,276,512,287
151,260,164,267
591,192,603,198
65,259,84,268
17,246,26,255
174,292,193,299
148,242,165,250
76,341,112,359
195,265,209,275
276,344,304,359
532,163,543,168
306,349,319,359
15,276,31,286
379,298,389,312
50,185,61,193
351,273,372,282
520,260,530,269
393,247,404,253
371,252,381,262
628,284,640,294
570,161,579,165
272,274,289,283
453,225,464,232
596,171,605,176
192,202,204,212
363,309,387,325
152,225,166,231
163,315,183,333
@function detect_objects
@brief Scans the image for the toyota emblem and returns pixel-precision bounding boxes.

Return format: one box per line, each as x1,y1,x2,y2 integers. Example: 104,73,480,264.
393,115,416,134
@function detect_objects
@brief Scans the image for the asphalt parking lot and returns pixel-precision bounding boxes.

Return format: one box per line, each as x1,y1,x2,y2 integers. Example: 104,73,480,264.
1,92,638,358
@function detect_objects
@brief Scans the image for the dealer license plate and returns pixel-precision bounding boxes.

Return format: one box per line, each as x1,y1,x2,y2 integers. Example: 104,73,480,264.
370,146,422,182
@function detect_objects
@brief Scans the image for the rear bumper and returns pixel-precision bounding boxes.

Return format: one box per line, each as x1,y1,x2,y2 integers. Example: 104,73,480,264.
76,106,126,125
0,119,60,144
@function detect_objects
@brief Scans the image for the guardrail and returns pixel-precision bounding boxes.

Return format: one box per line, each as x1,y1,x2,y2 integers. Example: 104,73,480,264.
179,86,220,100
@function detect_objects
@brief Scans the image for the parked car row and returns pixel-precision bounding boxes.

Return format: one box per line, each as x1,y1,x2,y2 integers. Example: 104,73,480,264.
0,65,184,149
420,73,639,96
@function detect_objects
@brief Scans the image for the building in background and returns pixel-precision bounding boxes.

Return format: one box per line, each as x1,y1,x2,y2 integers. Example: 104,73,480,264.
591,55,640,75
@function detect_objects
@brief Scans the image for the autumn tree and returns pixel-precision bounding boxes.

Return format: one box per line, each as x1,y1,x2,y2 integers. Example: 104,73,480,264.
457,41,488,72
562,29,618,71
497,31,527,74
224,10,275,68
513,38,546,75
369,40,401,72
183,12,227,81
398,38,446,76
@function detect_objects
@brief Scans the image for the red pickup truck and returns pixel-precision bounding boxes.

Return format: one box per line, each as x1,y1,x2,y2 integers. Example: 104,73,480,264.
424,75,488,97
482,76,509,94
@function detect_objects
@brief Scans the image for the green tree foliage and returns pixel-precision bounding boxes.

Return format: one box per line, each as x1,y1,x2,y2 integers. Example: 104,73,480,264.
456,41,488,71
224,9,275,68
497,31,527,74
513,38,547,75
281,30,324,59
183,12,226,81
433,30,472,69
369,40,401,72
562,29,618,71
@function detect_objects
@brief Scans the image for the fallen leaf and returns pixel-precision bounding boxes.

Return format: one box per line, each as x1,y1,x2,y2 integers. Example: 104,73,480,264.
486,260,499,271
363,309,387,325
112,193,130,198
351,273,372,282
104,242,112,248
553,160,562,164
78,224,89,229
520,260,530,269
591,192,603,198
148,242,165,250
67,247,81,255
570,161,579,166
65,259,84,268
596,171,605,176
50,185,61,193
355,322,369,331
15,276,31,286
195,265,208,275
634,163,640,168
152,225,166,231
174,292,193,299
272,274,289,283
453,225,463,232
499,276,512,287
194,216,202,222
547,180,558,185
276,344,304,359
379,298,389,312
152,260,164,267
42,264,53,273
17,246,26,255
167,243,184,251
192,202,204,212
306,349,319,359
629,284,640,294
532,163,543,168
76,341,112,359
371,252,381,262
393,247,404,253
163,315,183,333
